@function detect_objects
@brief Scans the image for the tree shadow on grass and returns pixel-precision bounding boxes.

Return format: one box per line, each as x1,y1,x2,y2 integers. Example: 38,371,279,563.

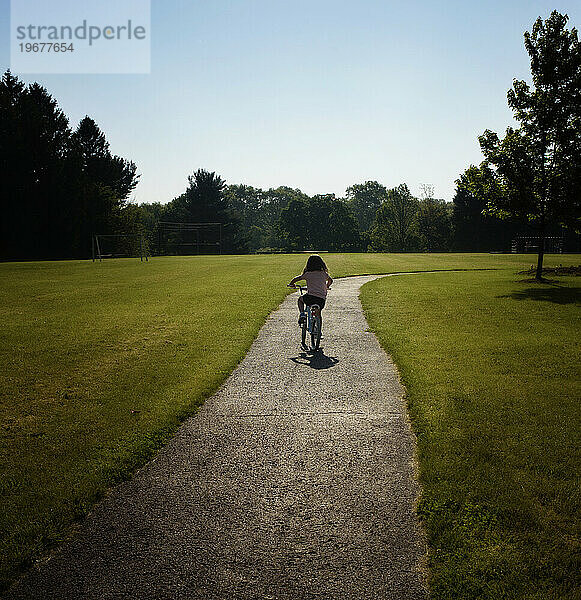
498,283,581,305
289,350,339,370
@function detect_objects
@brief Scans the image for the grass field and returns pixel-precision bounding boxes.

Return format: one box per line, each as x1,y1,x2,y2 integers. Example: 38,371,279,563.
361,267,580,599
0,253,579,596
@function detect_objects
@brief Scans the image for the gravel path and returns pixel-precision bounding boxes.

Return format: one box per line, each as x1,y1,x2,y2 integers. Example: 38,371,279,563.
8,275,428,600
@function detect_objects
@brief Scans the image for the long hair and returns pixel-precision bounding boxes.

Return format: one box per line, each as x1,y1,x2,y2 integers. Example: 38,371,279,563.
303,254,327,273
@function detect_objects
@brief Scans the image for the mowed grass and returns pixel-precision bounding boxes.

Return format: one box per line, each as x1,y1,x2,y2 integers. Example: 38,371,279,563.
0,254,305,592
0,252,578,594
360,267,581,599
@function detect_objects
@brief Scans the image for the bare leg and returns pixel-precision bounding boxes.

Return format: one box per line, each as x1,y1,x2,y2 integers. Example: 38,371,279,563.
298,297,305,313
315,306,322,329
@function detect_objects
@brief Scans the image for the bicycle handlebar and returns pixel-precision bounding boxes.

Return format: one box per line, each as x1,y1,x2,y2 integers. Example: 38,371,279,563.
287,284,331,292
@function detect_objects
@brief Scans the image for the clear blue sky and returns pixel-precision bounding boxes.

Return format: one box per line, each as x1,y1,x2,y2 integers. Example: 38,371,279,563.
1,0,579,204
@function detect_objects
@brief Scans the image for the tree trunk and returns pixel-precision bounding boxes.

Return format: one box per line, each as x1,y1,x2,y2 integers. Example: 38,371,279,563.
535,229,545,281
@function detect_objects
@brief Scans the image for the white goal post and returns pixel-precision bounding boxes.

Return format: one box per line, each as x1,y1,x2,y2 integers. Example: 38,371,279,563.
92,233,149,262
511,236,564,254
156,222,222,255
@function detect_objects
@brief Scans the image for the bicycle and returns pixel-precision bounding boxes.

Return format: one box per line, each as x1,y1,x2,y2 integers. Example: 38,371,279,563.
287,284,322,352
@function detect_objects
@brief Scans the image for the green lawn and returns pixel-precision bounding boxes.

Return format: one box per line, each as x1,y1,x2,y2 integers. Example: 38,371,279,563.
360,267,580,599
0,253,579,595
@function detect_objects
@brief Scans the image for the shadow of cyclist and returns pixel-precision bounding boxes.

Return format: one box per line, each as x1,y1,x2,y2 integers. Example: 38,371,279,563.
289,350,339,370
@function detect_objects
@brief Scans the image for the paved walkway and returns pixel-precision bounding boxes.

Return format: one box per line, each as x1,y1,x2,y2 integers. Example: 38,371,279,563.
8,275,428,600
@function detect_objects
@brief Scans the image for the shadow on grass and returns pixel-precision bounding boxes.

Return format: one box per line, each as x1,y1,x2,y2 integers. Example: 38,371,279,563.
498,283,581,305
289,350,339,370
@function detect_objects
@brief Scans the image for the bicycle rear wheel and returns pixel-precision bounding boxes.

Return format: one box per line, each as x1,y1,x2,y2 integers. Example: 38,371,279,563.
310,314,321,351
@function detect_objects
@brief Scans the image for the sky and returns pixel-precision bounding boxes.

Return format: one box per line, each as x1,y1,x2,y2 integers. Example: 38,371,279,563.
1,0,580,204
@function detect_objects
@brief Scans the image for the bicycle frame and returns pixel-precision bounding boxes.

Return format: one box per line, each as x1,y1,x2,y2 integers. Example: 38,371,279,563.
292,285,322,351
306,300,320,334
294,286,318,328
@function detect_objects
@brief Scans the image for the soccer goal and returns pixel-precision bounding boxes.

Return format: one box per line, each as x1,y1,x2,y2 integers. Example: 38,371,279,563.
92,233,149,262
511,236,563,254
156,222,222,255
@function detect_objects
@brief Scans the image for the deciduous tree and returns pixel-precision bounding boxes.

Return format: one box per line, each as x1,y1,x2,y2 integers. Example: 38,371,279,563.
370,184,419,251
417,197,452,252
345,181,388,233
452,164,521,251
479,11,581,279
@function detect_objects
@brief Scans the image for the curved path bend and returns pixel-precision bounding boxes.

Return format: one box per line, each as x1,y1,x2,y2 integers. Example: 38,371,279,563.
9,275,428,600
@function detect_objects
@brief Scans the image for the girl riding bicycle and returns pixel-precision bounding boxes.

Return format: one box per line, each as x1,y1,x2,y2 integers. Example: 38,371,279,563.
288,254,333,326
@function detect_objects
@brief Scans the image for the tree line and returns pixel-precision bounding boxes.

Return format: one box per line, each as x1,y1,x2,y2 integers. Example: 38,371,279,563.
138,174,526,255
0,71,139,260
1,10,579,263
